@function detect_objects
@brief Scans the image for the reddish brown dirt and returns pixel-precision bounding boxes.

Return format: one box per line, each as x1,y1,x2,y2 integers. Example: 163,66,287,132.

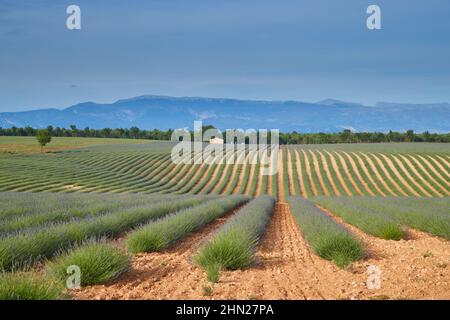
391,154,432,197
417,155,450,188
342,152,376,196
317,151,340,196
301,150,318,196
400,154,444,197
277,149,285,202
221,151,245,194
212,165,230,193
232,152,251,194
334,151,364,196
370,153,408,196
318,205,450,300
293,149,308,197
72,209,239,300
244,152,258,195
352,152,386,196
379,153,420,196
254,161,264,197
309,150,330,196
360,152,397,196
73,202,450,300
324,151,352,196
266,158,274,196
286,149,296,196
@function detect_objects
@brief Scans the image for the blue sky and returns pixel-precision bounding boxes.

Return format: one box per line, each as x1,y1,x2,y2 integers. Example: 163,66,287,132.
1,0,450,111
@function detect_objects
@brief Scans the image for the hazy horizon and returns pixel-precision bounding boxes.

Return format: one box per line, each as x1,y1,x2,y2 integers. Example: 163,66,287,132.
2,94,450,114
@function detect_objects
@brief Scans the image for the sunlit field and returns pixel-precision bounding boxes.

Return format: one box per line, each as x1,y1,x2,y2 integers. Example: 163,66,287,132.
0,137,449,300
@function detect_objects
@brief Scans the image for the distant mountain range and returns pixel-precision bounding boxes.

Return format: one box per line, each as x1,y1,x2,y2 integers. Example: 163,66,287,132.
1,95,449,133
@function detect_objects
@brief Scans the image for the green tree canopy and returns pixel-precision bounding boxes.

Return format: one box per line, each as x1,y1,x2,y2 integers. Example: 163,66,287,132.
36,129,52,152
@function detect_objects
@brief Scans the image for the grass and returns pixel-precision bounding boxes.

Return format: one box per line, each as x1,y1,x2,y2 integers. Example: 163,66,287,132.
0,193,175,235
291,143,450,155
194,195,275,273
313,196,450,240
0,138,447,197
0,196,205,271
126,195,249,253
288,196,365,267
313,196,405,240
46,242,130,286
0,272,67,300
0,136,147,154
202,285,213,296
287,148,301,195
205,263,221,283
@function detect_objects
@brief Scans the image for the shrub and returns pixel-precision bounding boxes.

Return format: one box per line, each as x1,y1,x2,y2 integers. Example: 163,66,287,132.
127,196,249,253
0,197,205,271
329,196,450,240
313,196,405,240
288,196,365,267
194,195,275,271
0,272,67,300
206,263,221,283
46,242,130,286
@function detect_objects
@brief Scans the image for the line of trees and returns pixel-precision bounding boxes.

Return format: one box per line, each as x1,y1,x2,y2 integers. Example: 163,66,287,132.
0,126,449,144
279,130,450,144
0,125,173,141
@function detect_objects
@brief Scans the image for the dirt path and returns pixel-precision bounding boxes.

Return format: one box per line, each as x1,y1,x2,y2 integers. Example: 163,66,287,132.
166,152,203,191
351,152,386,196
216,203,450,300
73,201,450,300
209,203,339,299
200,162,224,194
286,149,296,196
211,164,232,193
390,154,431,197
425,155,450,181
221,150,245,194
153,158,185,186
378,154,421,197
333,151,363,196
180,154,214,193
72,208,241,300
232,152,251,194
255,149,266,196
318,206,450,300
211,151,234,193
398,154,443,197
317,151,340,196
278,150,286,202
436,155,450,169
323,151,352,196
360,152,397,196
266,150,275,196
300,150,317,196
416,155,450,188
244,152,259,195
186,155,213,193
369,153,409,197
294,149,308,197
309,150,330,196
342,152,376,196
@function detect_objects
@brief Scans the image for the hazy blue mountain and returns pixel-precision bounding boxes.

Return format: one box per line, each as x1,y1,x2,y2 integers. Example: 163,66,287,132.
1,95,449,133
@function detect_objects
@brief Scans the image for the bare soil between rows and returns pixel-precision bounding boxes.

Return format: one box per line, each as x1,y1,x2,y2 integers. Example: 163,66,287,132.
73,202,450,300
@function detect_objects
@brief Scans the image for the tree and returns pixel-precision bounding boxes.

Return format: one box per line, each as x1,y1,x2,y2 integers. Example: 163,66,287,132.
405,129,415,142
130,126,140,139
70,124,78,137
36,129,52,152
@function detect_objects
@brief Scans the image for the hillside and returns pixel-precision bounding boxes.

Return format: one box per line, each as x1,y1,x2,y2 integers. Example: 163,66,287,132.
1,95,449,133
